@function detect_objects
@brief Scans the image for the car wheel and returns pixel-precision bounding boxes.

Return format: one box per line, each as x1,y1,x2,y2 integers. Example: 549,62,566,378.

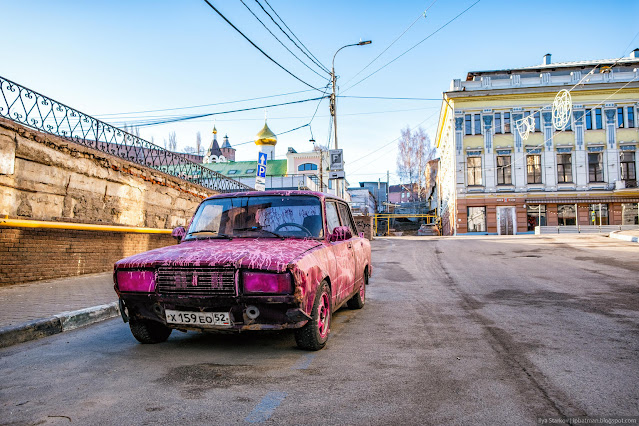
295,281,331,351
347,269,367,310
129,319,172,344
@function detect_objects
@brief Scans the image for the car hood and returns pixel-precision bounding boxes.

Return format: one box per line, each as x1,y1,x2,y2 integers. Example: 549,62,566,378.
115,238,324,272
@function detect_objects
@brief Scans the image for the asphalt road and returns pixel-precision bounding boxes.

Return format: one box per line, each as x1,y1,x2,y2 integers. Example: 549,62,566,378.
1,235,638,425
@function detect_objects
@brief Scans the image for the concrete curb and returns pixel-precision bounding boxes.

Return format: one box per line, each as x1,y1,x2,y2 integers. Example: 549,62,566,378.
0,302,120,349
609,231,639,244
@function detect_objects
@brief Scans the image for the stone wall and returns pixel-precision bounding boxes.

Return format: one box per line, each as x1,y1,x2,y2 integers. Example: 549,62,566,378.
353,215,374,240
0,118,217,285
0,118,213,227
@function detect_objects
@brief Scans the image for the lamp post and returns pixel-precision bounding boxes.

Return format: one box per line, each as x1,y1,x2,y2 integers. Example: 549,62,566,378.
330,40,371,197
331,40,371,150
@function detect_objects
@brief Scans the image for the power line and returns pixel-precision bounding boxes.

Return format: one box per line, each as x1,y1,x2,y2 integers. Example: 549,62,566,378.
343,0,482,93
341,1,435,87
133,96,328,127
262,0,331,74
239,0,328,79
94,89,315,118
201,0,324,92
339,95,441,101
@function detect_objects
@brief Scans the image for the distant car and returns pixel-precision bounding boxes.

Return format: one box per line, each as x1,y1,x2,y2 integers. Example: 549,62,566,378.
113,190,371,350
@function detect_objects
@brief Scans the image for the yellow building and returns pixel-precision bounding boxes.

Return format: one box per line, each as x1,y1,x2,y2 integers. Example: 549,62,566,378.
435,52,639,235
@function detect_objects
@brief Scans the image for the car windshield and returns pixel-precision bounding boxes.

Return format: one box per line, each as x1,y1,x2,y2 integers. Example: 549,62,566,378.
185,195,324,240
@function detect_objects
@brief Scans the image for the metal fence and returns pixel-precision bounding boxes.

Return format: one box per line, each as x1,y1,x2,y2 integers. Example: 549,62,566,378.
0,75,252,193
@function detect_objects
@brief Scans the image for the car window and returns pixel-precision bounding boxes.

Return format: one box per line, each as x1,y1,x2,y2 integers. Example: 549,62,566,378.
325,202,341,234
337,203,358,236
186,196,323,239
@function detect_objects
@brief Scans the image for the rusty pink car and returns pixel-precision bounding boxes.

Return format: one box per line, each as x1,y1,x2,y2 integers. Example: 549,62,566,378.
113,190,371,350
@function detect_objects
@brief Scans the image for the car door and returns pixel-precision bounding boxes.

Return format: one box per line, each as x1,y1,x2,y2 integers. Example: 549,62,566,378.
337,202,362,294
325,200,356,306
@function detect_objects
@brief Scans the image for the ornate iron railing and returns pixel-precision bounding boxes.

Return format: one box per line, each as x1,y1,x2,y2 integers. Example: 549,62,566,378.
0,76,253,193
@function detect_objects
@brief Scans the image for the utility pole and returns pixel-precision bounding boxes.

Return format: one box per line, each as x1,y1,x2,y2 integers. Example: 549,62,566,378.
386,170,390,213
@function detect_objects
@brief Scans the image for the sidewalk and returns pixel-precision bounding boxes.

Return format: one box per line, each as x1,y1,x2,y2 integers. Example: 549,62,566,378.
0,272,118,348
609,229,639,243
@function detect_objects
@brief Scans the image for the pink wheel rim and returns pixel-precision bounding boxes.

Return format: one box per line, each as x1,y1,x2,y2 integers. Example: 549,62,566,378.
317,292,329,339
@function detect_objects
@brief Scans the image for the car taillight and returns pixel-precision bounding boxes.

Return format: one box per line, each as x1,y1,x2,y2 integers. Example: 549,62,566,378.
242,271,292,294
116,270,156,292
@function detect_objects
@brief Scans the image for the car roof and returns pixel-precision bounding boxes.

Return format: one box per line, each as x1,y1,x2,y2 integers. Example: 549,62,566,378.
203,190,346,203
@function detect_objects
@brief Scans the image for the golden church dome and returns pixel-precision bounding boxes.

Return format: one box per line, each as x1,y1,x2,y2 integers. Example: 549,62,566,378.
212,125,218,135
255,122,277,146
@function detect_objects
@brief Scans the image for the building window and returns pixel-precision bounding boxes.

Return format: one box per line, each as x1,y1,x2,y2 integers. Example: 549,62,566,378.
620,151,636,181
588,152,604,182
628,106,635,128
588,204,609,225
495,113,501,133
585,109,593,130
527,205,546,231
467,156,482,186
557,153,573,183
557,204,576,226
474,114,481,135
228,170,238,175
246,168,255,173
504,112,511,133
617,107,625,128
621,203,638,225
595,108,603,129
496,155,512,185
298,163,318,171
534,111,541,132
467,207,486,232
465,114,472,135
526,155,542,184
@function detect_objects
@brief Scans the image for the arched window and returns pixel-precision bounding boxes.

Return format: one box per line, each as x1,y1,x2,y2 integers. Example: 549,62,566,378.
298,163,318,171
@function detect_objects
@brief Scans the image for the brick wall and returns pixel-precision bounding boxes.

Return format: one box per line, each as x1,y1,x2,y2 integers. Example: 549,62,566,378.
0,228,174,286
0,118,219,286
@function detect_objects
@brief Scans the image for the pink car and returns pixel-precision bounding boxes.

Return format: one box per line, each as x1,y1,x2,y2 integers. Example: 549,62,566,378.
113,190,371,350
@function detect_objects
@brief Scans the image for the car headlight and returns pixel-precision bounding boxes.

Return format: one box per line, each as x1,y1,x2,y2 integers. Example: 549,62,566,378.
242,271,292,294
116,270,156,292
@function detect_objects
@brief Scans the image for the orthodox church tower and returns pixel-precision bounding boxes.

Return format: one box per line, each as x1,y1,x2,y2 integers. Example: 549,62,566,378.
203,125,225,163
255,121,277,160
220,134,236,162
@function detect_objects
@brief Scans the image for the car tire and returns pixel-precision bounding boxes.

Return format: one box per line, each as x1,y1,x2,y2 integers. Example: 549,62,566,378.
347,269,367,310
129,319,172,344
295,281,331,351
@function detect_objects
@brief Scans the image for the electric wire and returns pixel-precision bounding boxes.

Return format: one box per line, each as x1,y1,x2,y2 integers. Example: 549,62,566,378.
94,89,315,118
131,96,328,128
341,0,436,88
239,0,328,79
262,0,330,74
201,0,324,92
343,0,482,93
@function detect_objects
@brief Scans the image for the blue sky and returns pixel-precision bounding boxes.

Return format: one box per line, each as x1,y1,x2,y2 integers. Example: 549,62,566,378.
3,0,638,185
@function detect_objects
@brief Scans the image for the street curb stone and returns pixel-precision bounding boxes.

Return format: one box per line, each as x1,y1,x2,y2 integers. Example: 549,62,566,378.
0,302,119,349
609,231,639,244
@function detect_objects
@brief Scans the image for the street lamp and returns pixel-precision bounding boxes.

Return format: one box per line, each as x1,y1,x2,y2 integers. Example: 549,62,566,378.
331,40,372,150
330,40,371,198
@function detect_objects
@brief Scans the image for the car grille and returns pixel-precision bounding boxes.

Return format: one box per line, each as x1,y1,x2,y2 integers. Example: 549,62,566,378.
156,267,236,296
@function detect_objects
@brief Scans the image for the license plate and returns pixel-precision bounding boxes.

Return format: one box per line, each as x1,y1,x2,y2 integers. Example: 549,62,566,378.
165,309,231,327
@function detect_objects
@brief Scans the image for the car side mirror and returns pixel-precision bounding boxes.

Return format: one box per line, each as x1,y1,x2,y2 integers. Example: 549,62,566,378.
328,226,352,242
172,226,186,243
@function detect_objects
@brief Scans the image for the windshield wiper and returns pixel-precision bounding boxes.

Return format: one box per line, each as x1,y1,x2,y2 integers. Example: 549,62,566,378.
233,226,284,239
187,230,233,240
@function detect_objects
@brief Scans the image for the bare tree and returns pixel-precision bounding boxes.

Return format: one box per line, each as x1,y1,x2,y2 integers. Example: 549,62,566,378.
184,146,197,154
168,131,177,151
196,131,202,156
396,126,436,200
